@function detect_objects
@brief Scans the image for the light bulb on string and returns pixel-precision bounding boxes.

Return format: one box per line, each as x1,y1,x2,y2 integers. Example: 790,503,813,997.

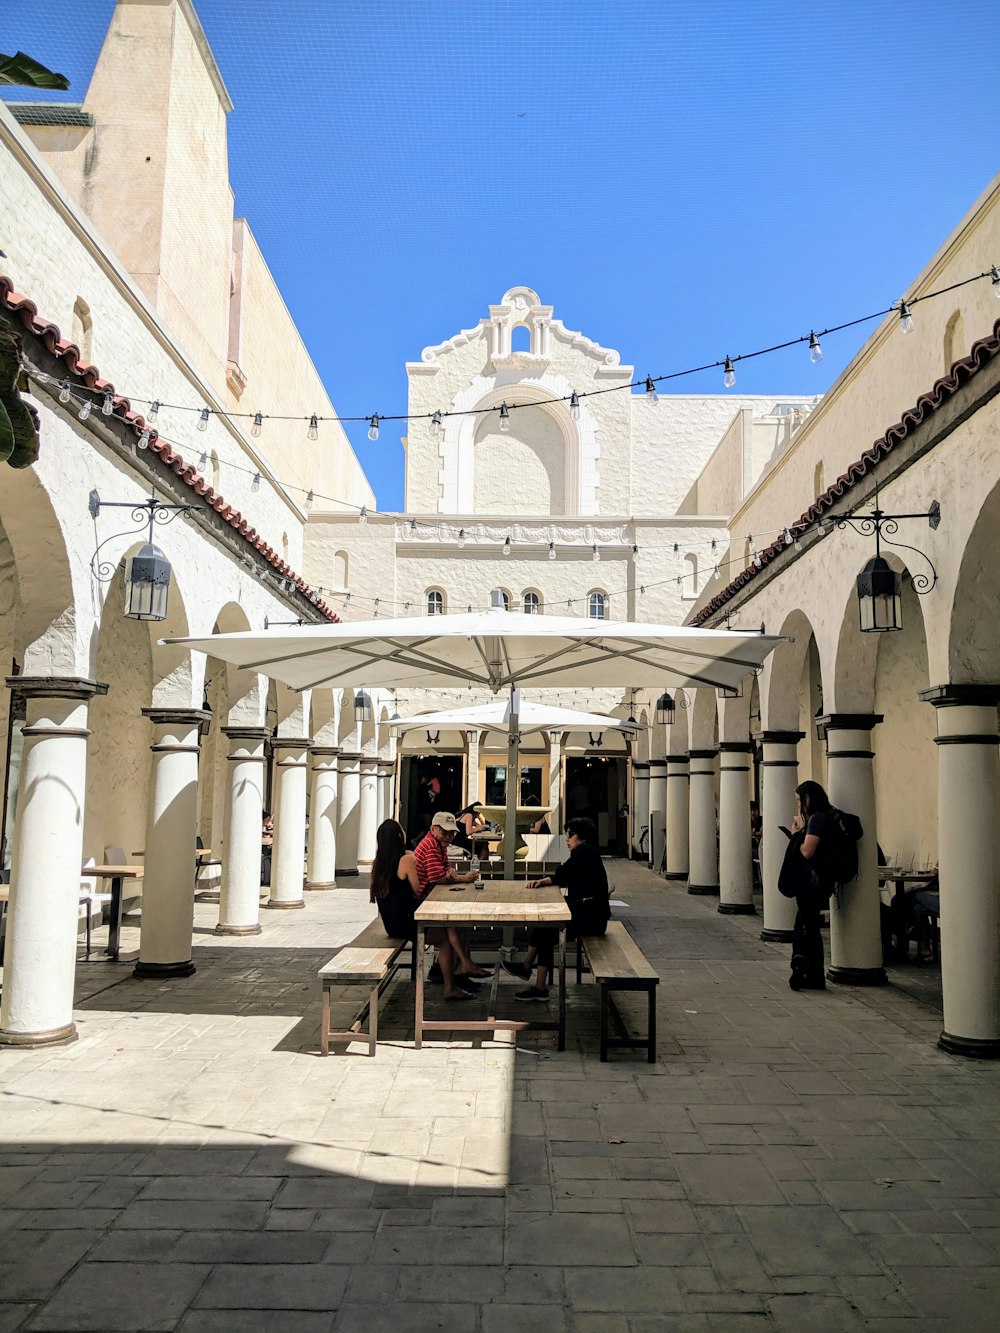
431,410,442,435
251,411,263,437
592,544,600,563
711,538,718,553
58,379,72,404
569,391,581,421
305,490,315,511
498,402,510,433
408,518,418,535
631,544,639,560
548,541,556,561
457,527,466,549
368,414,380,441
359,505,368,526
723,356,736,388
644,376,657,402
308,414,319,441
808,332,824,364
198,451,208,471
101,391,114,416
503,534,512,556
147,400,160,421
198,407,210,431
251,471,261,493
898,300,914,334
784,528,794,547
714,564,721,581
78,400,92,422
32,368,50,385
137,429,151,450
992,266,1000,299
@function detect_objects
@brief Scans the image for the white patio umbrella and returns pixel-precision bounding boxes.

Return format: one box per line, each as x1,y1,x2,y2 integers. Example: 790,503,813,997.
390,697,644,737
168,597,783,874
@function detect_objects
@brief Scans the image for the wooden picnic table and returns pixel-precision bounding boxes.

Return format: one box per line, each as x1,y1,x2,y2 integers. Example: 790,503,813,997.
414,879,571,1051
79,864,144,960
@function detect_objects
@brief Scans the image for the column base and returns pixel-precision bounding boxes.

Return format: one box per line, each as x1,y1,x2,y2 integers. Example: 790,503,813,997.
938,1031,1000,1059
266,898,305,910
827,965,887,987
760,928,795,943
718,902,757,915
0,1021,78,1049
335,868,359,878
195,890,221,903
662,871,688,881
133,959,197,980
688,884,719,896
214,923,263,937
305,881,337,891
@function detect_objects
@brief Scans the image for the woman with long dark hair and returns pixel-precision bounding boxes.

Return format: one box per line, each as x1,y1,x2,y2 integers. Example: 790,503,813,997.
788,779,832,990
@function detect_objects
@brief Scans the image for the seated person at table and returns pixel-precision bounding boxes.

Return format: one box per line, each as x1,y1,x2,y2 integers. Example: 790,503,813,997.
454,801,488,853
503,816,610,1002
413,813,493,992
527,813,551,835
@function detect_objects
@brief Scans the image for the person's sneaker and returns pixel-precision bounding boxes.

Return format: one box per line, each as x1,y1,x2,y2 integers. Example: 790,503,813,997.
515,987,549,1002
502,960,531,981
427,961,444,984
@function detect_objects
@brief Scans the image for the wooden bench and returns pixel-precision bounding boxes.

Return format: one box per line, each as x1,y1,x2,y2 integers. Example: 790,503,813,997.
581,921,659,1063
318,918,414,1057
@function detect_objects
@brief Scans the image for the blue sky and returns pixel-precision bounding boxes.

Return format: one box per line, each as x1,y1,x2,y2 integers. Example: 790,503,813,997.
4,1,997,510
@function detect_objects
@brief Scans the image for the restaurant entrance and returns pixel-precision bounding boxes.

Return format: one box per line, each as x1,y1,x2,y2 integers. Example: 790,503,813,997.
399,753,464,846
564,755,628,854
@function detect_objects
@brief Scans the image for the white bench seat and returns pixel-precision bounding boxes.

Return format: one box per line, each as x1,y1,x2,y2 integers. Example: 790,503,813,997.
318,918,412,1056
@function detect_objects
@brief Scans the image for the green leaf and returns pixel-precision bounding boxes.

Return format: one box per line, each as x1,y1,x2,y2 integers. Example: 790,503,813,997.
0,51,70,90
0,399,15,465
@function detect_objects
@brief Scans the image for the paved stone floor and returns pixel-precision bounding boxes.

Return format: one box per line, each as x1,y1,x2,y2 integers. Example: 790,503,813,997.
1,861,999,1331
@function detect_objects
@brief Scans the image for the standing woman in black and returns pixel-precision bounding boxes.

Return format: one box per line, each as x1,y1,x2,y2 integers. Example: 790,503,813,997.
788,779,833,990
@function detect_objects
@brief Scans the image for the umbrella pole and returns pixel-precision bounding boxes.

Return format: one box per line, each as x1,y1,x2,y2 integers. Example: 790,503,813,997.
504,687,520,881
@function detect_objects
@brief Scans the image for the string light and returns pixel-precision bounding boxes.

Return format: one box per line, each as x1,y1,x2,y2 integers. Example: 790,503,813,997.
305,489,315,510
723,356,736,388
457,527,466,548
251,412,263,437
808,332,824,364
408,518,418,534
898,300,914,335
498,402,511,433
993,266,1000,299
714,564,721,580
198,450,209,470
251,471,261,492
548,541,557,561
359,505,368,526
197,407,210,431
631,543,639,560
644,376,657,402
783,528,794,546
569,390,581,421
137,429,151,449
147,400,160,421
78,400,91,421
101,390,114,416
592,544,600,563
368,413,380,441
308,414,319,441
58,379,72,404
431,410,443,435
503,534,512,556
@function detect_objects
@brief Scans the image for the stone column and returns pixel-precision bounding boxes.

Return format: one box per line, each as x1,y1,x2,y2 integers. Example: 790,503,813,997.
921,685,1000,1056
267,737,309,910
305,745,338,891
632,761,649,859
135,707,210,978
465,731,480,806
687,749,719,895
647,759,667,871
718,741,755,914
358,757,379,869
759,731,803,942
216,726,270,935
821,714,885,986
336,750,361,877
381,760,397,822
0,678,105,1047
664,755,690,880
548,731,562,829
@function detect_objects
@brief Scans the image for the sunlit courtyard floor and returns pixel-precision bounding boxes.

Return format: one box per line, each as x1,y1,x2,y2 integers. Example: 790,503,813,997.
1,862,999,1330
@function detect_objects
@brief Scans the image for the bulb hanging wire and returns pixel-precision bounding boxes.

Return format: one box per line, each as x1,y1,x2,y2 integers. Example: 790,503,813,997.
714,564,721,581
308,414,319,441
78,400,92,421
498,402,511,433
808,331,824,363
305,490,315,511
147,400,160,421
503,534,512,556
198,407,210,431
992,266,1000,298
58,379,72,404
457,527,466,548
251,471,261,492
898,300,914,334
569,390,581,421
198,451,209,471
251,411,263,437
644,376,657,402
101,391,114,416
592,544,600,563
723,356,736,388
548,541,557,561
784,528,794,546
368,413,380,441
359,505,368,526
137,429,151,449
431,410,442,435
631,543,639,560
408,518,418,535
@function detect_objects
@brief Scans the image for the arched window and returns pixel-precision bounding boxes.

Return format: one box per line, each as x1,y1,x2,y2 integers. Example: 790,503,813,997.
71,297,93,362
683,552,699,598
510,324,531,353
588,590,607,620
210,450,220,493
333,550,349,590
281,531,289,561
943,308,964,372
426,588,445,616
523,590,541,614
498,588,512,611
813,461,825,498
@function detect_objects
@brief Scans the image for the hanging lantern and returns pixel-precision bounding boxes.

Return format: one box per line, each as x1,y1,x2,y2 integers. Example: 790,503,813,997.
655,691,675,726
124,543,171,621
857,555,902,632
354,689,374,723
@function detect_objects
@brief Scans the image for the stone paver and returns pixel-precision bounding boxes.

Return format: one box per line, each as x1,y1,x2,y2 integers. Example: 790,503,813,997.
1,864,999,1328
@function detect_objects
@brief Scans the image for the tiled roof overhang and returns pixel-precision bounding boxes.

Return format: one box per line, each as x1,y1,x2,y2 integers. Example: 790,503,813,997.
691,316,1000,626
0,273,339,623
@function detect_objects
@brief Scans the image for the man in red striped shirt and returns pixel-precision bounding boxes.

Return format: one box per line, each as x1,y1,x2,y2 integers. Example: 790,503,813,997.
414,813,491,992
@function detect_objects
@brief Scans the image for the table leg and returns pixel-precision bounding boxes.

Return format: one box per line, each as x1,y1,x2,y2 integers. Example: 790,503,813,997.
558,926,566,1052
415,924,425,1050
647,986,657,1064
106,875,124,960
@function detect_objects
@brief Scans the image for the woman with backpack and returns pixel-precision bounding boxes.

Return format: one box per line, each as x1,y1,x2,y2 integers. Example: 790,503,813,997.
786,779,834,991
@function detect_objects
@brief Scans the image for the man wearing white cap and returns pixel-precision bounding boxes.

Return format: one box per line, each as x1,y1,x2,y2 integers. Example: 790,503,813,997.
414,812,492,996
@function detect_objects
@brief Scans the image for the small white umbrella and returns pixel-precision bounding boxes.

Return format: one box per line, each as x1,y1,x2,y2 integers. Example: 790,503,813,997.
169,600,782,874
391,697,644,736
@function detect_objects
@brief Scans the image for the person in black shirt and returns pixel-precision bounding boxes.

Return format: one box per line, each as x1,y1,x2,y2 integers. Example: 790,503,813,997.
788,780,832,990
502,816,610,1001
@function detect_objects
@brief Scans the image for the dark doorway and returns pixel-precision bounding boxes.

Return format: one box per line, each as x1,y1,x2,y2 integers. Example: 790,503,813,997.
400,754,464,846
564,755,628,854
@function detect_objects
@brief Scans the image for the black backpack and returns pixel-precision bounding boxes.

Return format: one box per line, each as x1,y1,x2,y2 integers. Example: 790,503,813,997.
825,807,863,889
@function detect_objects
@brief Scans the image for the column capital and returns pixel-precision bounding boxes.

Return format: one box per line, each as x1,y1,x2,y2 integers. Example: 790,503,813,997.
308,744,341,757
919,683,1000,709
665,755,689,766
222,725,272,742
142,707,211,727
648,758,667,770
338,750,362,762
633,761,650,773
688,748,718,760
818,713,883,731
718,741,754,754
271,735,312,750
7,676,108,700
760,730,805,745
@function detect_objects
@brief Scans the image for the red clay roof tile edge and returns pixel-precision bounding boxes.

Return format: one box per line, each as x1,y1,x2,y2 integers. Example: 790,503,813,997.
0,273,339,623
691,316,1000,626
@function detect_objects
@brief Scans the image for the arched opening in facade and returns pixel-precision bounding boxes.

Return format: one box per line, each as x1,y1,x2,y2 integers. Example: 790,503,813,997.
471,401,568,516
510,324,531,353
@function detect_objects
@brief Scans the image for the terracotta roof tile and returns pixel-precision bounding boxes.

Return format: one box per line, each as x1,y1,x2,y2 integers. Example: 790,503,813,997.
0,273,339,623
691,316,1000,625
